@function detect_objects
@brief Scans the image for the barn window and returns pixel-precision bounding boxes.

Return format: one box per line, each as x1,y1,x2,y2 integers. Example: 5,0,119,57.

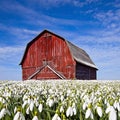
43,60,47,65
43,33,52,38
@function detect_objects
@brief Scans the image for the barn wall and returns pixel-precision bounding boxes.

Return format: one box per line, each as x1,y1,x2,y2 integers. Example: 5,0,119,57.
75,62,96,80
89,68,96,79
22,32,75,80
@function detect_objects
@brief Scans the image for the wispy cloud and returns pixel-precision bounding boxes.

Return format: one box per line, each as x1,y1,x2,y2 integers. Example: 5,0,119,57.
0,24,39,35
0,45,24,80
0,65,22,80
94,9,120,29
0,46,24,63
0,23,40,44
28,0,99,7
0,0,38,16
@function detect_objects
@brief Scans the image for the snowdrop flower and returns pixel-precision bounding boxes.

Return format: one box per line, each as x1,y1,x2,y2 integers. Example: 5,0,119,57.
32,116,38,120
96,106,102,117
72,107,77,115
23,94,28,101
0,108,6,119
83,102,87,110
28,97,31,104
26,106,30,114
38,103,43,113
0,97,5,104
67,89,71,96
66,106,73,117
106,106,117,120
0,108,10,119
60,106,64,113
13,111,25,120
52,113,61,120
22,100,28,108
85,108,93,119
0,97,2,102
48,99,54,107
72,103,77,115
114,100,120,111
60,95,64,101
14,107,17,113
85,104,93,119
30,100,34,111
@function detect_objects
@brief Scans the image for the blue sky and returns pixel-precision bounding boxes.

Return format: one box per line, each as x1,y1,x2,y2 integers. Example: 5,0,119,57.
0,0,120,80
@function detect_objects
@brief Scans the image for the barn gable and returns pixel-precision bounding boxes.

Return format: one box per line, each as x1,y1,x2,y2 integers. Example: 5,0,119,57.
20,29,97,80
28,64,66,79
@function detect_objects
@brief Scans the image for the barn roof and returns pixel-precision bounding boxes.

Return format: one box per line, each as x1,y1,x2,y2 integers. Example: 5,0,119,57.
66,41,97,69
20,30,97,69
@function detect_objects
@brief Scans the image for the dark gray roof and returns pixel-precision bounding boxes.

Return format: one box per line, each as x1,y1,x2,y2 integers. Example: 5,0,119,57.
66,41,97,69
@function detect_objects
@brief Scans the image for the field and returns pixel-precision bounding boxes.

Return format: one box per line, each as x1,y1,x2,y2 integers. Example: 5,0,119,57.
0,80,120,120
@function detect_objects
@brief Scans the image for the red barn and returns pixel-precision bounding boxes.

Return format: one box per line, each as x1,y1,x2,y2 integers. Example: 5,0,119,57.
20,30,97,80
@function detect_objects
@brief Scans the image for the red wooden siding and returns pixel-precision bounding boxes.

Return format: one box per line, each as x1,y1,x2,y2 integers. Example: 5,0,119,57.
22,32,75,80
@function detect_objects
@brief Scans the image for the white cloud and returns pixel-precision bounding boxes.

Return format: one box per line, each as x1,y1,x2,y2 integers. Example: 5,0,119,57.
0,23,40,42
0,0,38,16
24,0,99,8
0,45,24,80
0,65,22,80
94,9,120,29
0,46,24,63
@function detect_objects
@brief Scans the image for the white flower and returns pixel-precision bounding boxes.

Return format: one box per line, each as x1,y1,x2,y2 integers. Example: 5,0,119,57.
0,108,6,119
23,95,27,101
28,98,31,104
30,100,34,111
32,116,38,120
83,102,87,110
72,107,77,115
96,106,102,117
106,106,117,120
67,89,71,96
48,99,54,107
52,113,61,120
13,112,20,120
109,109,117,120
60,106,64,113
66,106,73,117
22,100,28,108
13,112,25,120
72,103,77,116
0,108,11,119
14,107,17,113
26,107,30,114
60,95,64,101
0,97,5,104
106,106,111,114
34,97,39,107
114,101,120,111
38,104,43,113
85,108,93,119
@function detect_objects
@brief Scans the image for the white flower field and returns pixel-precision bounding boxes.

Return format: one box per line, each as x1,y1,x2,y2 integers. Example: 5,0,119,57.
0,80,120,120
